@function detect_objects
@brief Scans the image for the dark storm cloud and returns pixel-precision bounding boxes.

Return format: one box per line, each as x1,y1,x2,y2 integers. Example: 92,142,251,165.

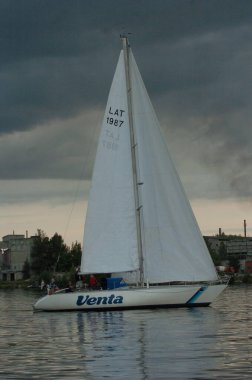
1,0,252,200
1,0,252,133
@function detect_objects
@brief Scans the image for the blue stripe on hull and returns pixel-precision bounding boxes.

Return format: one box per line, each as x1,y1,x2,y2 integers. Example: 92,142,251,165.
186,286,208,304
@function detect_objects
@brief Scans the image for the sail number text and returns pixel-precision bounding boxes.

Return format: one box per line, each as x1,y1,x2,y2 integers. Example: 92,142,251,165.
106,117,124,127
106,106,125,127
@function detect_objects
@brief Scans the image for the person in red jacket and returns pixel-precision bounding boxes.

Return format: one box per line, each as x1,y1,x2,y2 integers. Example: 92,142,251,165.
89,274,98,289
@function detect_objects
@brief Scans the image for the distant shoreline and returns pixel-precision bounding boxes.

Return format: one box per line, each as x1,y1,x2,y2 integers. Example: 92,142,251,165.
0,274,252,289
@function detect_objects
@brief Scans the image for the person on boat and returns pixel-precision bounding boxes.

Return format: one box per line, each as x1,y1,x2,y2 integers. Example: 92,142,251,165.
75,266,81,282
89,274,98,289
65,281,74,293
40,279,45,291
47,278,59,295
100,277,107,290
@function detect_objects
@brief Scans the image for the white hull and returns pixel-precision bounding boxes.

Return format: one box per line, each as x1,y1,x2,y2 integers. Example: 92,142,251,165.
33,283,227,311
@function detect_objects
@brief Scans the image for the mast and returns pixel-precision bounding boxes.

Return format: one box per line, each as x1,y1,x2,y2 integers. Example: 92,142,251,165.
121,36,144,286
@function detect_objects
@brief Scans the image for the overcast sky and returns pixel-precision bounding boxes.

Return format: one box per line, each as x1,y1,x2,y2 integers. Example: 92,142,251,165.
1,0,252,244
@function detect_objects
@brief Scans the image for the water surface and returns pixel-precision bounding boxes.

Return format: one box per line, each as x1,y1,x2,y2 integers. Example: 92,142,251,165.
0,286,251,379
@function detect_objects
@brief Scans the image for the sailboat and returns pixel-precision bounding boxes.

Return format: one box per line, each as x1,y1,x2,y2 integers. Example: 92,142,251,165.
33,37,227,311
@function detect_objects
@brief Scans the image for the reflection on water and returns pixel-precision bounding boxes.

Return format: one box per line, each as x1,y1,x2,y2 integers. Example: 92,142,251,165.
0,286,251,379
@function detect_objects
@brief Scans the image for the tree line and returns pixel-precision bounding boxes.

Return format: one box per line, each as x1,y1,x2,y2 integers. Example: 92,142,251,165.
29,229,81,278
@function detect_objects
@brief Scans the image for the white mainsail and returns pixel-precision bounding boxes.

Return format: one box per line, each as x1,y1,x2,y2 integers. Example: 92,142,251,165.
129,51,218,283
80,52,139,274
81,45,218,283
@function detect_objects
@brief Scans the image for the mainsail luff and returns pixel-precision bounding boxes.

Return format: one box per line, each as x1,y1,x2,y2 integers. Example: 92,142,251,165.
121,36,144,286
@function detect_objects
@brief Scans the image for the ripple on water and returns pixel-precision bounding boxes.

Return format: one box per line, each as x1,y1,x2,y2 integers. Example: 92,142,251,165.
0,286,252,379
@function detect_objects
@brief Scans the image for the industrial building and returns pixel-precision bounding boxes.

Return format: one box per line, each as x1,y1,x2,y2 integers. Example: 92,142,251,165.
0,233,35,281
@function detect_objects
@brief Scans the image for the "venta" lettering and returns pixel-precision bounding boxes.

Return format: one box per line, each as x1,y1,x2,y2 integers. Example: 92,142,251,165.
76,294,123,306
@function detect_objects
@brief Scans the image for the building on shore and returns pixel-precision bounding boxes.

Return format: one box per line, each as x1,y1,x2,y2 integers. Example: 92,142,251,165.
0,232,35,281
205,234,252,273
